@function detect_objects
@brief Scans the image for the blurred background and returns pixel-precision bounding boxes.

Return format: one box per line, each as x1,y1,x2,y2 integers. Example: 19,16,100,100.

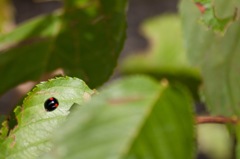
0,0,234,159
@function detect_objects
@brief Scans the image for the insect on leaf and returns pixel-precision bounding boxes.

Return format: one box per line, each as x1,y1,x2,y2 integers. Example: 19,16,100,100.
0,76,93,159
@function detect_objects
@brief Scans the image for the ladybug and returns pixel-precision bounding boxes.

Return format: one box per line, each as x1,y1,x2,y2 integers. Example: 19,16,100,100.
44,97,59,111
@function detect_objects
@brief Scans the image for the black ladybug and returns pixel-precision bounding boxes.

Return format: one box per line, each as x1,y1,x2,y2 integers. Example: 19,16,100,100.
44,97,59,111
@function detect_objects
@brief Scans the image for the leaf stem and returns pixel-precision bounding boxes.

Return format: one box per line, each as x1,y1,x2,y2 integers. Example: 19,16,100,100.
196,116,238,124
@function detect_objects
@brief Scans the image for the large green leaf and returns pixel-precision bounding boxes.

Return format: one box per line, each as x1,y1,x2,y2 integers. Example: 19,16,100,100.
0,0,127,94
0,77,93,159
180,0,240,116
120,15,201,100
43,76,195,159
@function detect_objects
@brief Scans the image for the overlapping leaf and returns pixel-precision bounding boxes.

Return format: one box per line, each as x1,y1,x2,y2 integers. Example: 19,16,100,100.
43,76,195,159
0,77,93,159
194,0,238,33
120,15,201,99
180,0,240,116
0,0,127,94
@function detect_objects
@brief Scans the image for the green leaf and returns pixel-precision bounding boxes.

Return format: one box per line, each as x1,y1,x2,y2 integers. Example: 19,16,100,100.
0,76,93,159
120,15,201,99
180,0,240,116
0,0,127,94
236,124,240,159
193,0,238,33
43,76,195,159
0,119,8,139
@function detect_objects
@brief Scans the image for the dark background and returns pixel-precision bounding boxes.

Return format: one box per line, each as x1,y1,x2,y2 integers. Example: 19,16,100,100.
12,0,178,56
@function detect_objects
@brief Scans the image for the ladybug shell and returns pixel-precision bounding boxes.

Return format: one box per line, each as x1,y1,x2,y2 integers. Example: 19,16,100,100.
44,97,59,111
